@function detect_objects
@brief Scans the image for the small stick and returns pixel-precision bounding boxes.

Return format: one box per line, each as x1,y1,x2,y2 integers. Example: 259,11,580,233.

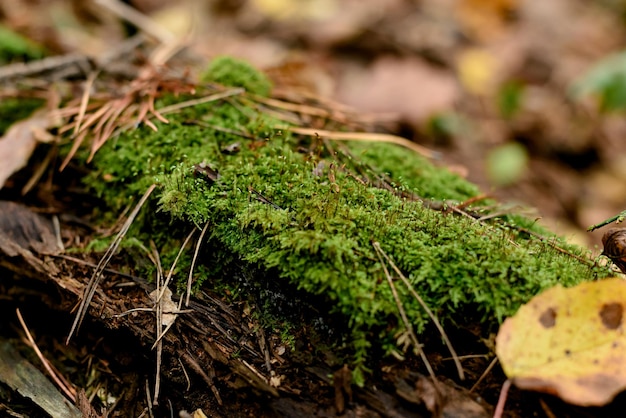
178,357,191,392
0,53,93,81
149,241,164,405
145,379,154,418
182,351,222,405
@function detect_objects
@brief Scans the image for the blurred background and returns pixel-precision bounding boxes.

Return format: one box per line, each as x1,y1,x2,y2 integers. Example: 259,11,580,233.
2,0,626,250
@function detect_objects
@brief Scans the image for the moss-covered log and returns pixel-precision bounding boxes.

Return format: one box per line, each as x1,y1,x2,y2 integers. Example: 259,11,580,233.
66,57,611,383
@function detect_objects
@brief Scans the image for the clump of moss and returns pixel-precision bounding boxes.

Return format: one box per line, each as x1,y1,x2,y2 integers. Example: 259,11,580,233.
200,56,273,96
78,56,612,383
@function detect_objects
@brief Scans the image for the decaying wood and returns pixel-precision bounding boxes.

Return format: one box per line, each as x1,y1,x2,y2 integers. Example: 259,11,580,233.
0,201,490,416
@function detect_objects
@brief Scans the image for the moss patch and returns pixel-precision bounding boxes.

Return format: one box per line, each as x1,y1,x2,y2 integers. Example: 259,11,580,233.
200,56,272,96
76,57,611,383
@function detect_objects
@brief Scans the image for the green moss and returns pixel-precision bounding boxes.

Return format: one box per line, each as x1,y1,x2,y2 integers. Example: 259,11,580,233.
200,56,272,96
0,98,46,135
0,24,45,64
75,57,612,383
347,141,479,201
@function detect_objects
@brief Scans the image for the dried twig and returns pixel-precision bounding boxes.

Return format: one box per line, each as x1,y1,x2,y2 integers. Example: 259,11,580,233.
145,379,154,418
0,53,94,82
178,357,191,392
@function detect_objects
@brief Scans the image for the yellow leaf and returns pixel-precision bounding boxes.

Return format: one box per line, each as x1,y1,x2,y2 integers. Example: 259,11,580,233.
496,278,626,406
457,49,496,96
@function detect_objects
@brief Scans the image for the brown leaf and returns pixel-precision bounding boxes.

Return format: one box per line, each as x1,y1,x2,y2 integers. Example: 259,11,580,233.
0,110,52,190
336,56,459,123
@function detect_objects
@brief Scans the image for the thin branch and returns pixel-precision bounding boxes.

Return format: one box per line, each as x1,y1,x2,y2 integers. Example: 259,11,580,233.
148,240,164,406
182,351,222,405
155,229,195,303
178,357,191,392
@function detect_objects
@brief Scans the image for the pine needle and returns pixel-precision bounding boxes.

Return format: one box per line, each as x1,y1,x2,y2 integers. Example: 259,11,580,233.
374,241,464,381
67,184,156,343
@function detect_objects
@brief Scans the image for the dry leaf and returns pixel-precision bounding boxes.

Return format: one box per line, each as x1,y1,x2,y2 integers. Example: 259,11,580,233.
0,110,52,190
336,56,458,123
496,278,626,406
149,287,178,327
